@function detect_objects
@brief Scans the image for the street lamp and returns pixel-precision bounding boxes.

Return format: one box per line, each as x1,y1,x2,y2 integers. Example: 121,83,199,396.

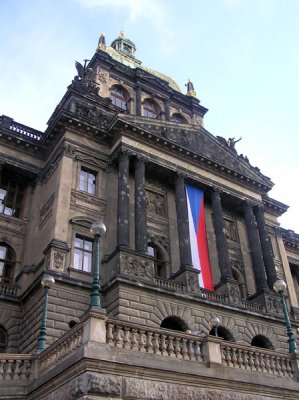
273,278,298,353
37,274,55,352
209,315,220,337
90,221,106,308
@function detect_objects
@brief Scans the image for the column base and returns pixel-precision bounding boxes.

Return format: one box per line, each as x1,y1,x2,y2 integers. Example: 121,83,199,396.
214,278,241,306
249,289,283,316
171,266,201,294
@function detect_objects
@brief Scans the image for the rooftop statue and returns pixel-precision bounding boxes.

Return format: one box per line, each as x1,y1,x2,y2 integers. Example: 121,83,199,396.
70,60,99,95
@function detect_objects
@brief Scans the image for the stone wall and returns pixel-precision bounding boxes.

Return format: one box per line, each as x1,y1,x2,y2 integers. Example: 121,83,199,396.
103,281,288,352
19,281,90,353
30,371,293,400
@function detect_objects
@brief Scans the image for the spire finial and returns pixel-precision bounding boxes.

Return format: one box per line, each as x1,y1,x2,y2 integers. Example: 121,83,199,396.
120,31,125,38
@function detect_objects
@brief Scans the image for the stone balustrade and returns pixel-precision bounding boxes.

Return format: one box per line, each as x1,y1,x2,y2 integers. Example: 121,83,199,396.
106,319,203,361
39,321,83,374
201,289,228,303
0,115,42,141
241,300,264,312
0,282,19,297
221,342,295,378
0,354,36,382
154,277,185,292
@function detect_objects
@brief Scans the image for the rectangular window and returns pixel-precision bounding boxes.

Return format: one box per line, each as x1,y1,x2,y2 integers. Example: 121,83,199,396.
79,168,96,195
0,173,26,218
74,235,93,273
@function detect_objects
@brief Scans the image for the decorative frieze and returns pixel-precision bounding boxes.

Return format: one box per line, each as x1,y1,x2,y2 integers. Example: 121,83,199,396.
70,190,106,217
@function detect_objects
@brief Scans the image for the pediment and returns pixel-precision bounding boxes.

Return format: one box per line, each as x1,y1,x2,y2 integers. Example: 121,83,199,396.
115,117,273,191
75,154,107,170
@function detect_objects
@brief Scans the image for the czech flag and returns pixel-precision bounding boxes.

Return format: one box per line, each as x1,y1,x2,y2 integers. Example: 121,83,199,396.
185,184,214,291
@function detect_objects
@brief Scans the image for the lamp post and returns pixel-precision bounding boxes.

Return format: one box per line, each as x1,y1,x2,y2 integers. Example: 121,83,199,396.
90,221,106,308
37,274,55,352
273,278,298,353
209,315,220,337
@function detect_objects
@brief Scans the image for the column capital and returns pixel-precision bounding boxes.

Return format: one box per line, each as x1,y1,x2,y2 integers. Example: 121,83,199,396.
116,149,131,162
210,186,223,199
243,199,259,210
134,155,148,168
175,171,187,185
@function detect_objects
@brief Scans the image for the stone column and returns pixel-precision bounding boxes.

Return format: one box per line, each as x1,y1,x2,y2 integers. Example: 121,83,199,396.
0,161,4,186
243,201,268,291
254,206,277,289
211,188,233,281
117,151,130,248
164,99,170,121
134,157,147,254
175,174,192,268
294,268,299,287
136,85,142,117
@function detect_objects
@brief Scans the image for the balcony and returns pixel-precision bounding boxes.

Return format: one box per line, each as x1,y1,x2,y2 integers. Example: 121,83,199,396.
1,310,299,399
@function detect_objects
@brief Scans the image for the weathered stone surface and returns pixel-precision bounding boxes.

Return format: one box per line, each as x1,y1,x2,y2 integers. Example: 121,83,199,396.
123,377,276,400
71,372,122,396
40,373,122,399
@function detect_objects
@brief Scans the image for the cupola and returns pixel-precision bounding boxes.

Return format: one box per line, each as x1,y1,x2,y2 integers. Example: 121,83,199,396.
110,31,136,58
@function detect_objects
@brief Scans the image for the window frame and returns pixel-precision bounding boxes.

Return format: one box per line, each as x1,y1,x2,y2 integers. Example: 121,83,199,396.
0,243,15,284
170,113,187,124
0,326,7,353
110,85,128,112
143,99,160,119
73,234,94,274
79,166,97,195
147,242,166,278
0,172,26,218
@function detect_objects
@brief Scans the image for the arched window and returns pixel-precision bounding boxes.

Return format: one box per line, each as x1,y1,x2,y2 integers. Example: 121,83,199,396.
161,316,189,332
232,269,246,299
110,85,128,111
0,326,7,353
0,243,15,284
147,242,166,278
209,326,235,342
251,335,274,350
171,113,187,124
143,99,160,119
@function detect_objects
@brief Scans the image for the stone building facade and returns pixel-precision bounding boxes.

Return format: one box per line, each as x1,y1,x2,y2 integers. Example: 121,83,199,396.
1,32,299,399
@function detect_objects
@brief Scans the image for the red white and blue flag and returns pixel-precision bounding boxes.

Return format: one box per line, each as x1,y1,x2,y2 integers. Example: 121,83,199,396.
185,184,214,291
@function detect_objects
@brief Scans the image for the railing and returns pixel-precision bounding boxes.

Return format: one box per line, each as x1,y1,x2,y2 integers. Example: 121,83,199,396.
221,342,294,378
154,277,185,292
39,322,83,374
0,354,36,382
0,115,42,142
106,319,203,361
201,289,228,303
241,300,264,313
0,282,19,297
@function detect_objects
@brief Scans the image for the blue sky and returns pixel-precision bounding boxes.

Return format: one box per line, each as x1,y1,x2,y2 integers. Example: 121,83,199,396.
1,0,298,231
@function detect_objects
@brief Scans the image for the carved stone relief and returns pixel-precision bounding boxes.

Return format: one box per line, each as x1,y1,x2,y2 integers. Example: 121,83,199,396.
52,251,65,272
145,189,166,218
95,66,109,84
120,254,154,281
224,218,238,242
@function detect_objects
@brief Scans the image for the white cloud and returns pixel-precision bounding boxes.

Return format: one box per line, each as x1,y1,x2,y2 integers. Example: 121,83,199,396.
73,0,175,53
